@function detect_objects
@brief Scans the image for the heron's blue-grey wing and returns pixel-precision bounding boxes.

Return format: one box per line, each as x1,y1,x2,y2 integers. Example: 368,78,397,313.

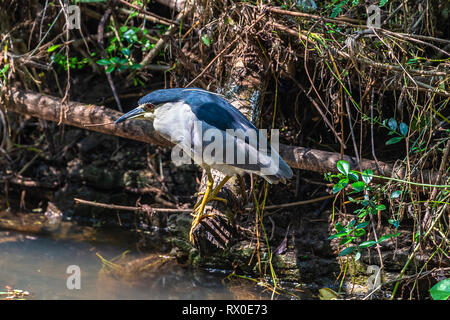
187,93,293,182
141,88,293,182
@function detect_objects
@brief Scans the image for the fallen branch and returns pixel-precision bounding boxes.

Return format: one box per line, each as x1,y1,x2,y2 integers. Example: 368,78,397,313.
74,197,191,213
2,86,444,186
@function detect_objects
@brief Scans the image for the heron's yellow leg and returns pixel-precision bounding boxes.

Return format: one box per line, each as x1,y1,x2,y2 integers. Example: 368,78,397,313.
193,175,231,211
189,174,231,243
189,171,214,242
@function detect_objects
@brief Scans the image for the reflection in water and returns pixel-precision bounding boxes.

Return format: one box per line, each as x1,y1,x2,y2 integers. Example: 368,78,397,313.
0,230,251,300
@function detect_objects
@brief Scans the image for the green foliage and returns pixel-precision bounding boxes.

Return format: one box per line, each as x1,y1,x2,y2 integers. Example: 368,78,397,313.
326,0,360,18
201,35,212,47
379,0,389,8
51,52,89,70
0,63,10,87
96,23,154,74
430,279,450,300
383,118,409,145
326,160,401,259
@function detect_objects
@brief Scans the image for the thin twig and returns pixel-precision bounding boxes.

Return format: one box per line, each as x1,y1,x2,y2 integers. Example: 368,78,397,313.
74,198,191,213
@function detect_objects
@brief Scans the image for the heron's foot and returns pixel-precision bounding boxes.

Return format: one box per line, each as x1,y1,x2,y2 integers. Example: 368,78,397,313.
192,195,228,214
190,174,232,243
189,209,215,243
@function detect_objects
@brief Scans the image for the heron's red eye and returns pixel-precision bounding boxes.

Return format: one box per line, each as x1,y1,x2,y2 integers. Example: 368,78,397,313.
145,103,154,111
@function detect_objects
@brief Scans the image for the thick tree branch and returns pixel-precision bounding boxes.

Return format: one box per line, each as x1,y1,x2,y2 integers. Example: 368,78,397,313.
2,86,442,186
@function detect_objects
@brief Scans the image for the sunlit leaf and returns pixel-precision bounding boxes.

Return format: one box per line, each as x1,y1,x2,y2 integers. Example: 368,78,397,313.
390,190,402,199
359,240,376,248
362,170,373,184
337,160,350,175
348,171,359,181
352,181,365,192
47,44,61,52
318,288,339,300
430,279,450,300
201,35,212,47
377,232,401,243
354,228,366,237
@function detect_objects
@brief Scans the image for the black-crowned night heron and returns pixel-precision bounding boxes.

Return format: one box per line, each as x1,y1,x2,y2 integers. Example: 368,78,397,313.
115,88,293,243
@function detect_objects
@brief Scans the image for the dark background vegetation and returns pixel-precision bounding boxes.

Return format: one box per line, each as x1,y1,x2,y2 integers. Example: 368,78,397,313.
0,0,449,300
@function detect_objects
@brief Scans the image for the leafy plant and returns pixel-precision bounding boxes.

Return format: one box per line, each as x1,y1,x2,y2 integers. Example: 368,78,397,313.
383,117,408,145
430,279,450,300
327,0,360,18
50,52,89,70
0,63,10,87
326,160,401,259
96,24,151,73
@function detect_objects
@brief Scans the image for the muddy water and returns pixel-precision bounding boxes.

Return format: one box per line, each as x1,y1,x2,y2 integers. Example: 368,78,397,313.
0,229,250,300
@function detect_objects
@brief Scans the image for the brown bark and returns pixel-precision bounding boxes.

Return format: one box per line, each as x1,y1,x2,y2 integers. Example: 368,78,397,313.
2,86,171,147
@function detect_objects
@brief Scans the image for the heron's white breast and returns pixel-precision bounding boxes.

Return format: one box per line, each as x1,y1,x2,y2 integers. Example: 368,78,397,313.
152,102,197,145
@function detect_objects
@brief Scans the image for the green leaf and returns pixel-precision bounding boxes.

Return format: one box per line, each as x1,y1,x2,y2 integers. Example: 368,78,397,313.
110,57,121,64
354,228,366,237
328,231,349,239
430,279,450,300
0,63,9,74
333,178,349,194
375,204,386,211
352,181,365,192
362,170,373,184
379,0,389,8
335,222,345,233
96,59,111,66
338,246,356,256
330,6,343,18
129,64,142,70
355,221,369,229
377,232,401,243
105,64,116,73
387,118,398,131
348,171,359,182
390,190,402,199
386,136,404,145
47,44,62,53
359,240,377,248
354,251,361,261
399,122,408,136
337,160,350,175
388,219,399,229
340,237,353,245
121,48,130,56
201,35,212,47
357,209,368,218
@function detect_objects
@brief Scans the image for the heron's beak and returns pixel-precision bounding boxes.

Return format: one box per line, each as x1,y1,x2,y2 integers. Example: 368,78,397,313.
114,106,146,124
